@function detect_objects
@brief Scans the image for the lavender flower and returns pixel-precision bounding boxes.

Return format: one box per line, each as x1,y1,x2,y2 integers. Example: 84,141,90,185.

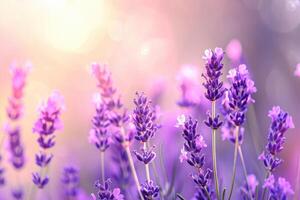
179,115,214,199
221,64,256,143
62,166,80,197
6,64,30,121
4,126,25,169
132,92,159,143
240,174,259,199
92,179,124,200
202,47,225,102
91,63,128,127
32,91,64,188
259,106,294,172
140,180,159,200
12,188,23,200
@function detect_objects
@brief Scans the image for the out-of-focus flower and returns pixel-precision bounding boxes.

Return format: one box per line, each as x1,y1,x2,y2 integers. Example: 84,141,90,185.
226,39,242,65
4,126,25,169
202,47,225,102
0,156,5,186
294,63,300,77
264,176,294,199
241,174,259,199
11,188,23,200
175,114,186,128
89,97,111,152
32,92,64,189
176,65,202,107
140,180,159,200
6,63,31,120
62,166,80,197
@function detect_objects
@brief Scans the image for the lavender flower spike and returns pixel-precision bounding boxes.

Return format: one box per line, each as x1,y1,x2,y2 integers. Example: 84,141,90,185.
32,91,64,189
260,106,294,199
179,115,214,199
202,47,225,102
202,47,225,200
92,179,124,200
89,93,111,152
260,106,294,172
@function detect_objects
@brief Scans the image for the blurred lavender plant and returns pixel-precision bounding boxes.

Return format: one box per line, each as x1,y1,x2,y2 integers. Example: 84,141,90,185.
62,166,80,198
202,47,225,200
178,115,214,200
32,91,64,189
3,63,30,199
259,106,294,199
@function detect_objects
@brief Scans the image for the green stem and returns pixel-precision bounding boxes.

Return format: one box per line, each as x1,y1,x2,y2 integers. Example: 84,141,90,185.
212,101,220,200
100,151,105,184
204,187,212,200
120,127,144,200
262,171,270,200
228,126,239,200
238,146,253,200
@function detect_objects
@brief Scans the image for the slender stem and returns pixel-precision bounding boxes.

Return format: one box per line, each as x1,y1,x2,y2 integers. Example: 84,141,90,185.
124,146,144,200
228,126,239,200
120,127,144,200
204,187,212,200
211,101,220,200
262,171,270,200
100,151,105,184
238,146,253,200
144,142,151,182
294,155,300,200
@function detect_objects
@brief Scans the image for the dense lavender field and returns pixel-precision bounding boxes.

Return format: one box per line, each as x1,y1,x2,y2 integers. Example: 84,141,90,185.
0,1,300,200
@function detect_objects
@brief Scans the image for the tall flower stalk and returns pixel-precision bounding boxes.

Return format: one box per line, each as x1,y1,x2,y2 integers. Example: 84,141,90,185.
4,63,30,199
221,64,257,199
202,47,225,200
30,91,64,198
259,106,294,199
90,63,143,200
132,92,160,200
178,115,214,200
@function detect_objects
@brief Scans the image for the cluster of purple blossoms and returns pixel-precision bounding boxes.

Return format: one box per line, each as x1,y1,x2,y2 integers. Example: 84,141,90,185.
132,92,160,199
263,175,294,199
89,93,112,152
61,166,80,197
92,179,124,200
32,91,64,188
202,48,225,131
259,106,294,172
221,64,256,143
240,174,259,199
140,180,160,200
259,106,294,199
178,115,214,199
132,93,158,165
202,47,225,102
91,63,129,128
